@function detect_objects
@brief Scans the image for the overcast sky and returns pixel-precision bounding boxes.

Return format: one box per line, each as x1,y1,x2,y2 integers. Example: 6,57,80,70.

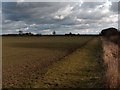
2,1,119,35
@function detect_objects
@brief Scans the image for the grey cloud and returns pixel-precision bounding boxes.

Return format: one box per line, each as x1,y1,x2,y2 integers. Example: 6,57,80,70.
80,2,104,9
2,2,73,21
2,20,28,31
2,2,118,34
110,2,118,12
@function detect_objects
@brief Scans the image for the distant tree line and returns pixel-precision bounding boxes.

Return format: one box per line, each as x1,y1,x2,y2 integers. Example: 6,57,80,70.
2,30,99,36
2,28,120,36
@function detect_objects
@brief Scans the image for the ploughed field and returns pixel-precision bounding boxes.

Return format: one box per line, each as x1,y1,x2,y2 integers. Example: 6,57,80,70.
2,36,103,88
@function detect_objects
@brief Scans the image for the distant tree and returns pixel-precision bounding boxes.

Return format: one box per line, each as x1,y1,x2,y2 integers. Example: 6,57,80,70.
77,33,80,36
36,33,42,36
69,32,72,35
52,31,56,35
101,27,119,43
101,27,119,37
28,32,32,35
19,30,23,35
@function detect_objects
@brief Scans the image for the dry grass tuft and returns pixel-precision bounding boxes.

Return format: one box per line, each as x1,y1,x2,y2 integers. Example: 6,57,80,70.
102,37,119,88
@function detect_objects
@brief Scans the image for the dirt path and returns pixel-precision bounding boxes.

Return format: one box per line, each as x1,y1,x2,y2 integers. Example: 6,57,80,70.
34,38,103,88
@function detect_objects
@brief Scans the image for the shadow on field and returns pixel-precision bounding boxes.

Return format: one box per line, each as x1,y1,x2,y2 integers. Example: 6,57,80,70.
8,37,94,50
9,42,80,49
